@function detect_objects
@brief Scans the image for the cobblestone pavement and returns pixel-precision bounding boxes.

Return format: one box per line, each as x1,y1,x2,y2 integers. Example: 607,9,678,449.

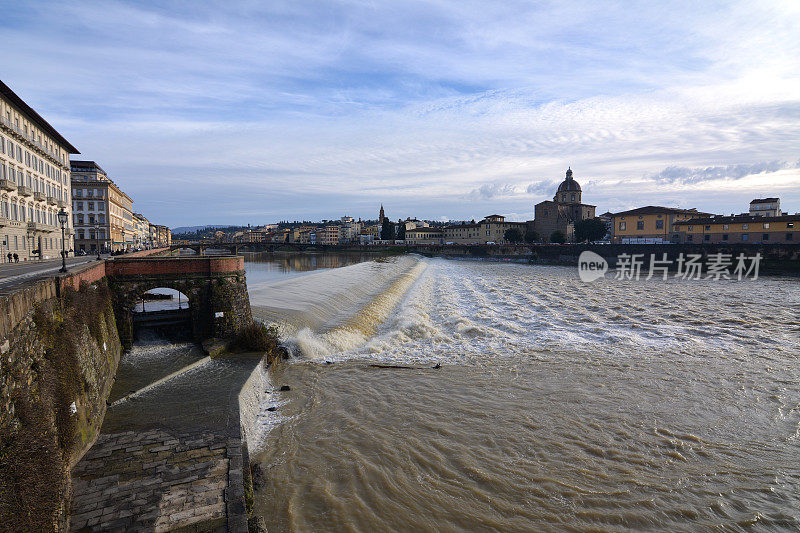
69,429,241,532
68,353,262,532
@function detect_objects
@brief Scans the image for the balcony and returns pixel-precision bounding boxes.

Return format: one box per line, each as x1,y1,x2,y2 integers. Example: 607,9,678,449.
17,186,32,197
0,179,17,192
34,191,46,203
0,216,7,227
27,221,57,233
57,199,68,209
47,195,58,205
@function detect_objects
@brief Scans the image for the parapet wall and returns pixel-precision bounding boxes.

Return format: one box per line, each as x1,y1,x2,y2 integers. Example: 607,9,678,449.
0,277,122,532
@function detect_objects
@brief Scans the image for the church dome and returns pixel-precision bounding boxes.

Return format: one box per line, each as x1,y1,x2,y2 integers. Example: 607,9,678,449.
557,167,581,192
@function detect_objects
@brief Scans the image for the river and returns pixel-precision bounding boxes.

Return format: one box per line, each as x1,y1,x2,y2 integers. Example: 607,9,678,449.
245,252,800,531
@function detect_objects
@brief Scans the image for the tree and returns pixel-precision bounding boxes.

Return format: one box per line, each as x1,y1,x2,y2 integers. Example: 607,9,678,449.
524,228,540,244
550,230,566,244
381,218,395,240
396,220,406,240
574,218,608,243
504,227,523,243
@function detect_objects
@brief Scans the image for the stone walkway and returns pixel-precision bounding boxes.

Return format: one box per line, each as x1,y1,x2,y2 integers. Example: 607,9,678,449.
69,351,263,532
70,429,237,531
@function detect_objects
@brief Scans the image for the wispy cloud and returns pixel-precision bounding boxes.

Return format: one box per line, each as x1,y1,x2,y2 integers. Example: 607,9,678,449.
1,0,799,225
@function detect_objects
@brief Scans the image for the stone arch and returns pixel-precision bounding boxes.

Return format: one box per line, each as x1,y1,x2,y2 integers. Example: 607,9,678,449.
110,278,213,349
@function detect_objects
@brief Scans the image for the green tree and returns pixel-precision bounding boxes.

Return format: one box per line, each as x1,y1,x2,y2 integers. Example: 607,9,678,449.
504,227,523,243
550,230,566,244
524,228,540,243
574,218,608,243
396,220,406,240
381,218,395,240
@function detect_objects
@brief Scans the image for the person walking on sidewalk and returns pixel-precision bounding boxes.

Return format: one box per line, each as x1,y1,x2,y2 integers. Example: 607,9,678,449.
13,253,18,263
6,252,11,263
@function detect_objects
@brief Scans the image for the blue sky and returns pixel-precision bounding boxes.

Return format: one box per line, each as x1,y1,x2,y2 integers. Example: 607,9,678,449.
3,0,799,226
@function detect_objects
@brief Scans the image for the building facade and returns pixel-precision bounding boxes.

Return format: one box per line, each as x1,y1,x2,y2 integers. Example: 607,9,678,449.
610,206,710,244
749,198,781,217
71,160,135,253
151,224,172,247
1,80,79,261
533,168,596,242
405,227,443,244
674,214,800,244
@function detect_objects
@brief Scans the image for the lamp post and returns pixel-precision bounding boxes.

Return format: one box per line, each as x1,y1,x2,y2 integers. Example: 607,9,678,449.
95,222,102,260
57,209,68,273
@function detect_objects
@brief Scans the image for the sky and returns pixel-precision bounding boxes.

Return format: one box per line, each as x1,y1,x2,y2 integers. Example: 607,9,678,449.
2,0,799,227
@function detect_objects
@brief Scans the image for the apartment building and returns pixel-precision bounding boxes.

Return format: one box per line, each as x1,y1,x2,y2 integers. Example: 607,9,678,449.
71,160,135,253
133,213,151,248
405,227,443,244
442,222,481,244
674,214,800,244
749,198,781,217
610,206,711,244
1,80,79,261
151,224,172,247
318,225,340,245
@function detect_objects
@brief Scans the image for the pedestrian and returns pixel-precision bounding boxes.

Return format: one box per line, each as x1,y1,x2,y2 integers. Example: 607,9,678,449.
13,253,18,263
6,252,10,263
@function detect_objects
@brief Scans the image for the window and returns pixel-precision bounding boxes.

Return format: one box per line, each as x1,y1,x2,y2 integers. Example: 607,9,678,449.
763,233,769,241
763,223,770,229
686,235,693,241
655,220,664,229
636,221,644,230
722,234,728,240
561,195,566,201
742,233,749,241
570,194,575,201
704,225,711,230
619,221,626,231
687,225,693,231
787,233,793,241
77,201,83,210
88,202,94,211
704,234,710,241
723,224,729,230
742,223,748,230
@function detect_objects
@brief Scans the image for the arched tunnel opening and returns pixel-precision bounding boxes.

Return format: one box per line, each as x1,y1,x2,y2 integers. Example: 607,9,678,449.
131,288,193,342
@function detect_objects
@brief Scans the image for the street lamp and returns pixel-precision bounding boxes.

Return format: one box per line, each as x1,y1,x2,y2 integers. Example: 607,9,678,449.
95,222,102,260
57,209,68,273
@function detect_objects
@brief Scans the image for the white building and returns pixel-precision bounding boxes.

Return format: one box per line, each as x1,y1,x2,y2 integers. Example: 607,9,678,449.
1,80,79,261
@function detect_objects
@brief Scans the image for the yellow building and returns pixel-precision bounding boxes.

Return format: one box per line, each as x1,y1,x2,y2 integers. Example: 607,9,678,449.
442,222,481,244
674,214,800,244
1,80,79,261
610,206,711,244
405,227,442,244
318,225,340,245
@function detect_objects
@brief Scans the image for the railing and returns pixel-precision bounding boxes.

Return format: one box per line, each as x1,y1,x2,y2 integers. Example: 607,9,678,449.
27,221,58,233
0,179,17,192
17,185,32,197
57,199,68,209
34,191,46,202
47,195,58,205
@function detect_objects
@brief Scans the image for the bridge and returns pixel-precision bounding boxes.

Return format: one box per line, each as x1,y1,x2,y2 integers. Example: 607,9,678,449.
105,256,252,349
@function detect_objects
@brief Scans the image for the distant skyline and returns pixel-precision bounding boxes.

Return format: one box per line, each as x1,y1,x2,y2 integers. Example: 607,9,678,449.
3,1,799,226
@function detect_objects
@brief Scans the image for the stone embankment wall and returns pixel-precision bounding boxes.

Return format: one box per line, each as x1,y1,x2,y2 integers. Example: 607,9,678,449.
405,243,800,273
0,269,122,532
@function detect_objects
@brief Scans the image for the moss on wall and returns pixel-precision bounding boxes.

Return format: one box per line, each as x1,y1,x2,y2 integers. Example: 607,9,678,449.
0,279,121,532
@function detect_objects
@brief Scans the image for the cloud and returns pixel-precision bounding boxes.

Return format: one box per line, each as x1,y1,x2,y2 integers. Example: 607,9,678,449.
1,1,799,225
650,160,800,184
